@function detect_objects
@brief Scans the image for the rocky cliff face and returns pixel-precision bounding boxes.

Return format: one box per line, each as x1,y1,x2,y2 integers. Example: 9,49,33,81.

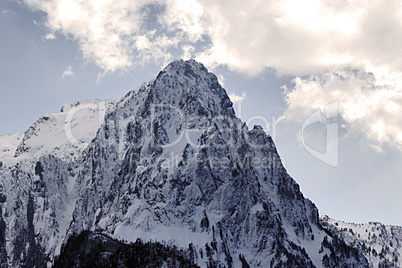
0,60,371,267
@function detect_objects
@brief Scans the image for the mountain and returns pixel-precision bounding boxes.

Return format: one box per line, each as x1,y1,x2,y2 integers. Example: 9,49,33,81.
0,99,116,267
0,59,385,267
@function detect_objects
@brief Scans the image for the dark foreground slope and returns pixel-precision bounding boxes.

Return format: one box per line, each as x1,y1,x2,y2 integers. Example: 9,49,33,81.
53,231,199,268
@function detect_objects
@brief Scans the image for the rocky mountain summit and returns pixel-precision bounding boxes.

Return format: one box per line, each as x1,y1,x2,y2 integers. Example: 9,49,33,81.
0,59,394,267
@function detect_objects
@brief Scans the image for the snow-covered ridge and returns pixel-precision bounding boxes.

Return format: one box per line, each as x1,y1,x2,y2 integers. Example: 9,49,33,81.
321,215,402,267
0,99,117,266
0,132,24,160
8,99,116,161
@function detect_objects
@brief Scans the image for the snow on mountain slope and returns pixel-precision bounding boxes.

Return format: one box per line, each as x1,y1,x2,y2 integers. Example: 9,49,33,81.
0,132,23,160
321,215,402,267
14,99,116,161
0,60,372,267
0,99,115,267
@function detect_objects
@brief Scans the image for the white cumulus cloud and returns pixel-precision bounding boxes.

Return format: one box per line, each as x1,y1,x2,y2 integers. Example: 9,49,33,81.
22,0,402,76
284,66,402,151
21,0,402,151
22,0,208,73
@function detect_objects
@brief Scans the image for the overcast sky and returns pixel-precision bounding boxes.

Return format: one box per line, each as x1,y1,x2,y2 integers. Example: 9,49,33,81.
1,0,402,225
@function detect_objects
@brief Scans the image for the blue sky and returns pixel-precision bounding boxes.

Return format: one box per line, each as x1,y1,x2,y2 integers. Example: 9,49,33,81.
1,0,402,225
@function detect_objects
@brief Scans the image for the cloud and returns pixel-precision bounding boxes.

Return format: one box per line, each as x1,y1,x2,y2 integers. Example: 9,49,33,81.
61,66,73,78
283,66,402,151
22,0,208,73
2,10,12,16
44,33,55,40
20,0,402,75
196,0,402,76
21,0,402,152
229,92,246,103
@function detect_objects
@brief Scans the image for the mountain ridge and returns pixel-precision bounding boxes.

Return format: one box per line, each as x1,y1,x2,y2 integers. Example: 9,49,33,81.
320,215,402,267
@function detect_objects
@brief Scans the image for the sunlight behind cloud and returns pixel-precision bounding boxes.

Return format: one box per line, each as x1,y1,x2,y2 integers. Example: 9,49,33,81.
278,0,361,36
